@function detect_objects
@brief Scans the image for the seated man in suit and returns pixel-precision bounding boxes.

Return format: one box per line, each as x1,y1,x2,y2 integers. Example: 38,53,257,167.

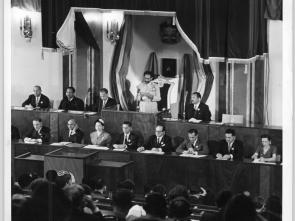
60,119,84,144
22,85,50,109
216,129,243,161
251,134,277,163
58,86,84,111
185,92,211,123
137,125,173,154
24,118,50,143
176,129,209,155
97,88,117,113
113,121,139,151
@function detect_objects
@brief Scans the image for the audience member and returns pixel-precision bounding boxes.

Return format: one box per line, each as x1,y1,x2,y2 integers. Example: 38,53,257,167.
117,179,136,193
64,184,104,221
176,129,209,155
112,189,134,221
185,92,211,123
142,192,167,220
97,88,117,113
223,193,257,221
59,86,84,111
216,129,243,161
252,134,277,163
168,196,191,221
61,119,84,143
260,195,282,221
90,118,112,147
16,180,71,221
201,190,232,221
136,71,161,113
45,169,58,183
24,118,50,143
55,170,75,189
113,121,140,151
167,185,190,202
22,85,50,109
138,125,173,154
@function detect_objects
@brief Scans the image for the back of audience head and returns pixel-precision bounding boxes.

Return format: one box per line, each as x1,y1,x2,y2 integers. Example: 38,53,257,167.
30,178,48,194
216,190,233,209
224,193,256,221
64,184,85,209
168,196,191,220
117,179,135,193
167,184,189,202
265,195,282,215
45,170,57,183
55,170,75,189
112,189,133,217
18,173,37,190
151,184,167,197
144,192,167,219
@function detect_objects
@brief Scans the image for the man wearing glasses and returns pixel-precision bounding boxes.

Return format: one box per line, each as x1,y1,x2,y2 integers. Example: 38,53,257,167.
60,119,84,144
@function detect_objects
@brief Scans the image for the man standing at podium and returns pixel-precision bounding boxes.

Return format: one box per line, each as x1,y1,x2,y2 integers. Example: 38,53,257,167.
185,92,211,123
22,85,50,109
136,71,161,113
58,86,84,111
113,121,139,151
61,119,84,144
24,118,50,143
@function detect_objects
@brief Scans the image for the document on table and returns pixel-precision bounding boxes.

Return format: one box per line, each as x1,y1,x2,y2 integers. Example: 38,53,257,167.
141,150,164,155
180,153,207,158
83,145,109,150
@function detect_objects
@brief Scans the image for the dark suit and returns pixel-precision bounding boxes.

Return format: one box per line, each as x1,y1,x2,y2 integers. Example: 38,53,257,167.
58,96,84,111
97,97,117,113
11,125,20,140
115,132,140,151
145,135,173,153
218,139,244,161
185,102,211,122
25,126,50,143
61,128,84,143
176,139,209,155
22,94,50,109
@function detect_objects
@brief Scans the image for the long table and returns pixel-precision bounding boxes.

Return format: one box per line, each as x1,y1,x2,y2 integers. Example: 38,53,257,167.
11,108,282,158
13,143,282,200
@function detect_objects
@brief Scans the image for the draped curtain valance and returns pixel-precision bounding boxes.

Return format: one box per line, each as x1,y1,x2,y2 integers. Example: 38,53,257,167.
40,0,281,59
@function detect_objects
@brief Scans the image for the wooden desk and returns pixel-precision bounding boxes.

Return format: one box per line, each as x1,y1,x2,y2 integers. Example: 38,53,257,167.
14,152,44,178
12,143,281,200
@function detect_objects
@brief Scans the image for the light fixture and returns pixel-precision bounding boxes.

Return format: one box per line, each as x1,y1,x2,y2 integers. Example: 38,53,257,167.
106,20,120,43
20,15,32,42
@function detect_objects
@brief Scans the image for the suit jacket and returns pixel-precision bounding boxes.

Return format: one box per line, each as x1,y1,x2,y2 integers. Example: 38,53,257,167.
25,126,50,143
185,102,211,122
22,94,50,109
61,128,84,144
176,139,209,155
115,132,140,151
90,131,112,148
218,139,244,161
145,135,173,153
97,97,117,113
58,96,84,111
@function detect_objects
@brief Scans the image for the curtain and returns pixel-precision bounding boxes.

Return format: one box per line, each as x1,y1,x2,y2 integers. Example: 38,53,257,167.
145,52,159,79
110,15,135,111
178,54,193,118
41,0,274,59
11,0,41,11
201,64,214,103
75,12,99,50
264,0,282,20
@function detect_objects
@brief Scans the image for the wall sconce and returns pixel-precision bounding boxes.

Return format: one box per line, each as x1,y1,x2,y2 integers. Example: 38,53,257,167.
106,20,120,43
20,16,32,42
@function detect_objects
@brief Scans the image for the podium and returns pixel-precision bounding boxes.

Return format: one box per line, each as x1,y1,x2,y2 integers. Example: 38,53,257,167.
14,152,44,179
44,148,99,184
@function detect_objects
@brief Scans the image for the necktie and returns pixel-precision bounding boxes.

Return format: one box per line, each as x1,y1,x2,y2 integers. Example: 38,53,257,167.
102,100,106,108
123,135,127,144
36,97,39,106
69,130,72,137
157,138,160,144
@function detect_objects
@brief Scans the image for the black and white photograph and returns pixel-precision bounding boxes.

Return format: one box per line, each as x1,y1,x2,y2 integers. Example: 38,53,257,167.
1,0,295,220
